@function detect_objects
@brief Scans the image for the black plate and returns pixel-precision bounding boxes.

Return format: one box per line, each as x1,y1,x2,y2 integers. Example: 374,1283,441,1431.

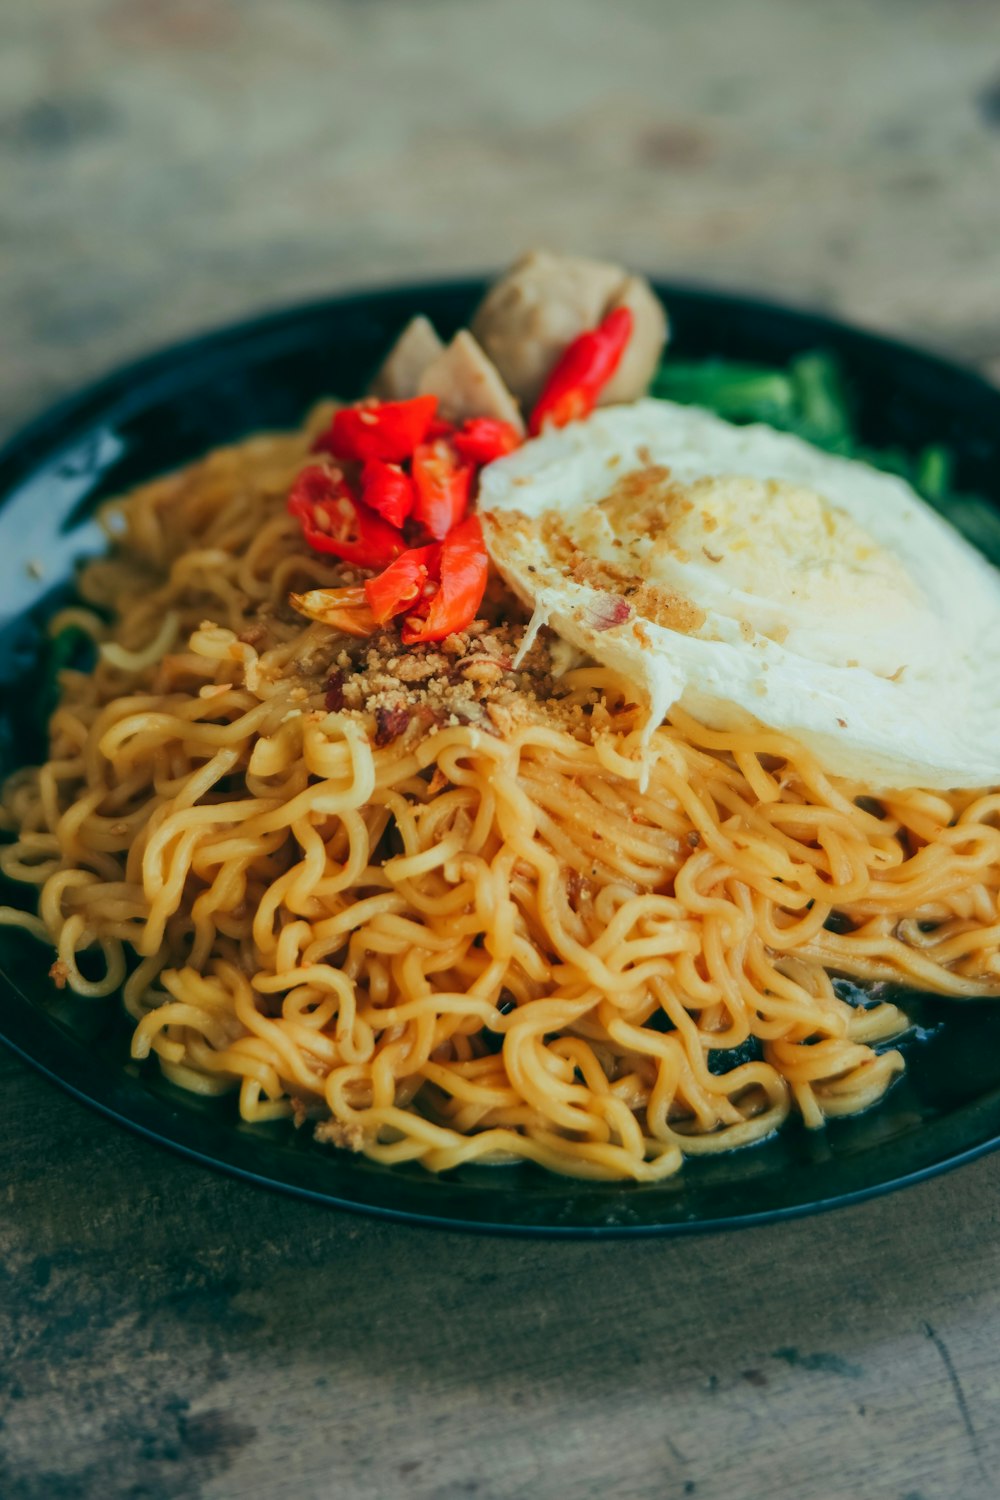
2,279,1000,1237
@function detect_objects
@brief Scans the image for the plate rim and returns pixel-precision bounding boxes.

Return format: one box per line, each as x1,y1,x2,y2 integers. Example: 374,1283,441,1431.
2,275,1000,1238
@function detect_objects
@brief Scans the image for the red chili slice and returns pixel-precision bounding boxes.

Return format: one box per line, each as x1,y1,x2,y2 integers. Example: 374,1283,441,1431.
363,544,439,625
287,466,403,568
528,306,634,436
450,418,523,466
401,515,489,644
410,440,474,541
361,459,416,529
317,395,438,464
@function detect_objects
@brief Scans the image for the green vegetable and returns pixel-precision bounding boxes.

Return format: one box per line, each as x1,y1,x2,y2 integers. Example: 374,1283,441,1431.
915,444,953,504
652,349,1000,566
789,353,854,451
652,360,797,426
28,625,93,748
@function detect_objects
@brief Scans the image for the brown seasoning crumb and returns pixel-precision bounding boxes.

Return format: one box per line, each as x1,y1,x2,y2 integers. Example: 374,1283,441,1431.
374,705,412,746
314,1118,366,1152
324,670,345,712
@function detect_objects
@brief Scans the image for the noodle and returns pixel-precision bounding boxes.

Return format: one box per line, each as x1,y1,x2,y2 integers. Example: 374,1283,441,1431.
2,416,999,1182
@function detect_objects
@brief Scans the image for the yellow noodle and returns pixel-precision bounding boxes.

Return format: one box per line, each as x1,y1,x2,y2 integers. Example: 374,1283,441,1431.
1,422,998,1182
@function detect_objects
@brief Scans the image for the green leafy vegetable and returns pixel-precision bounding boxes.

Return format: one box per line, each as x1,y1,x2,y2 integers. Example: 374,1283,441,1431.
914,444,953,503
652,360,797,427
28,625,93,748
788,352,854,451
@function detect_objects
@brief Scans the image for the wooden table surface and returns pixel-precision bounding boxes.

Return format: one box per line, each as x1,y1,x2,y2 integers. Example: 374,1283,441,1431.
3,4,1000,1497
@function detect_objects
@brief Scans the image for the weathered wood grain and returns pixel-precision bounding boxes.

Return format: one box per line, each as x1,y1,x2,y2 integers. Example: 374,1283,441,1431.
5,1047,1000,1500
3,3,1000,1498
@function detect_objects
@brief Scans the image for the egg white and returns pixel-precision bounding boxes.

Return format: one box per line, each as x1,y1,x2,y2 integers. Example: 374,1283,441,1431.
479,399,1000,790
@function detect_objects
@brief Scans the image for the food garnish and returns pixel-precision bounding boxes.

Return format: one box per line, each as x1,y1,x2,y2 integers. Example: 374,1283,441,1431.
291,379,520,640
287,584,376,637
449,417,523,465
528,305,634,434
410,439,473,540
364,545,437,624
292,518,490,646
315,393,439,464
400,516,490,644
359,458,415,528
286,466,403,568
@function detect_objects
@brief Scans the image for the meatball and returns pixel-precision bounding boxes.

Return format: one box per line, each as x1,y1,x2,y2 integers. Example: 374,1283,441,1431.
470,250,668,409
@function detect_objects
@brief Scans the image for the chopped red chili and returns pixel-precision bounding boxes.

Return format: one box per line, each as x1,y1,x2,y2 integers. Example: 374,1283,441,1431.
528,306,634,435
361,459,415,529
451,417,523,466
410,439,473,541
291,519,486,646
364,544,438,624
317,395,438,464
287,466,403,568
401,515,489,644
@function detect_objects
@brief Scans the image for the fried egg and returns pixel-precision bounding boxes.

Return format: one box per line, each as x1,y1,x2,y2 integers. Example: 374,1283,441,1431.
479,400,1000,790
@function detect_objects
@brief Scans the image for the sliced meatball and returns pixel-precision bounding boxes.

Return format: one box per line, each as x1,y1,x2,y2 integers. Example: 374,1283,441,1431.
370,315,444,400
471,249,668,409
417,330,525,433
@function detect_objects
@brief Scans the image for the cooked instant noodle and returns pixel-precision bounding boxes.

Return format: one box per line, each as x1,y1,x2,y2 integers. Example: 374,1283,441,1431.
2,409,999,1182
